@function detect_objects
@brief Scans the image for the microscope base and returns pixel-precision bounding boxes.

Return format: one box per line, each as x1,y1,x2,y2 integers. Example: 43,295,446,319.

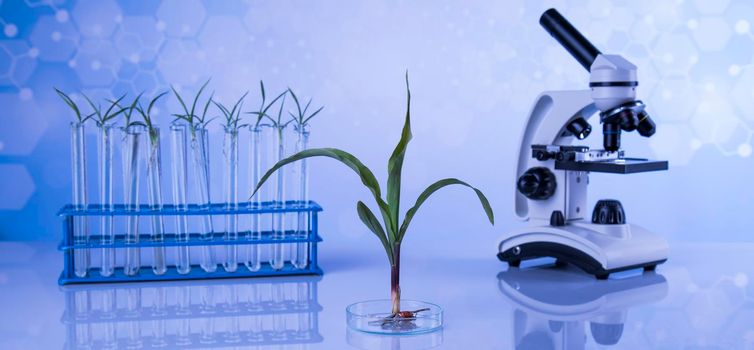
497,223,668,279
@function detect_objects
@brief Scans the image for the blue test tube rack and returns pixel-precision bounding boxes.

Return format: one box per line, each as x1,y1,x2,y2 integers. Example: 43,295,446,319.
58,201,324,285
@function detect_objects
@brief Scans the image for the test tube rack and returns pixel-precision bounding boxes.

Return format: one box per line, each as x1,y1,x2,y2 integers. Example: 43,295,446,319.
58,201,324,285
61,276,323,349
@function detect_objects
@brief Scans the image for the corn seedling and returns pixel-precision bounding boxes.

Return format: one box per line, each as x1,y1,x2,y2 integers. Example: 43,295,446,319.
84,93,130,128
215,91,248,131
136,92,168,146
247,80,287,128
252,73,494,325
171,80,216,136
266,91,291,129
287,88,324,128
55,88,94,123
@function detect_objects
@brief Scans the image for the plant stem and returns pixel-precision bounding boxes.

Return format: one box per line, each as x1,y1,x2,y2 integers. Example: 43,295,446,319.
391,242,401,315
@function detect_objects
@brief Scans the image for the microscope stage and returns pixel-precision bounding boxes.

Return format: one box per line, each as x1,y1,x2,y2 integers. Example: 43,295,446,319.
555,158,668,174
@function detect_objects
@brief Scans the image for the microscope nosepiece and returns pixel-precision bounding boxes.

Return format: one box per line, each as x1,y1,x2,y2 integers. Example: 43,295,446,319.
599,100,656,151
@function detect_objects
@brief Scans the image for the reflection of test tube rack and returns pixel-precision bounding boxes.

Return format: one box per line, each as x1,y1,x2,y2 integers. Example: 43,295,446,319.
61,276,323,349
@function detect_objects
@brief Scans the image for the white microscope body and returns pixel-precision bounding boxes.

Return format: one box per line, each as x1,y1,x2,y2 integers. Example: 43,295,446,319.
497,9,669,279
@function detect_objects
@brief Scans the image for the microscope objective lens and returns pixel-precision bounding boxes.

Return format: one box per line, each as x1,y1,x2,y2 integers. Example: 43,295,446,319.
602,122,621,152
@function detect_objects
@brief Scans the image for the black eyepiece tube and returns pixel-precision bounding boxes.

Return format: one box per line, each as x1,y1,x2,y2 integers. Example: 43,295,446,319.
540,8,601,72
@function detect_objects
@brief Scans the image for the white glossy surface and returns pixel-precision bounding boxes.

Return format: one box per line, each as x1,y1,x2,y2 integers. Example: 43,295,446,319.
0,241,752,349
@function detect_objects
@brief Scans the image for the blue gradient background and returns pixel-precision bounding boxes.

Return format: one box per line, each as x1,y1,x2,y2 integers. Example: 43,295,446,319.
0,0,752,254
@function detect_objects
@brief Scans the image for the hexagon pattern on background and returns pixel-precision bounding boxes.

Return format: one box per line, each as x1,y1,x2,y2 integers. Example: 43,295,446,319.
0,92,47,156
71,0,121,38
0,164,35,210
155,0,206,38
28,14,78,61
0,0,753,244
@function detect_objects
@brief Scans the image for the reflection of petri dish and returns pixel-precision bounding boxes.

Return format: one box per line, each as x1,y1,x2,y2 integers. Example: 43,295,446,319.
347,326,444,350
346,300,443,335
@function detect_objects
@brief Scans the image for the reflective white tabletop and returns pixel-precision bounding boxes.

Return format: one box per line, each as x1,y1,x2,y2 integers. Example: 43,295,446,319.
0,242,751,349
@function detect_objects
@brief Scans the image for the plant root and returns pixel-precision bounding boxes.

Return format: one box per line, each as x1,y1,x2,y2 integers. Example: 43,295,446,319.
368,308,432,331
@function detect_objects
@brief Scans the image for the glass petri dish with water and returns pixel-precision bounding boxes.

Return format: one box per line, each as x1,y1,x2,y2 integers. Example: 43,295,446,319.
346,299,443,335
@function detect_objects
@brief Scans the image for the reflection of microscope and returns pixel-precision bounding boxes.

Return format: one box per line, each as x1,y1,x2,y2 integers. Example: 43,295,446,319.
497,9,669,279
498,267,668,349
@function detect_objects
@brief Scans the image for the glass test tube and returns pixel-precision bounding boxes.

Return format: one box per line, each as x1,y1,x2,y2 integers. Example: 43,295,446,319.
292,124,310,269
121,125,143,276
98,124,115,277
145,127,167,275
70,122,90,278
245,125,263,272
190,127,216,273
223,126,239,272
170,124,191,274
271,125,286,270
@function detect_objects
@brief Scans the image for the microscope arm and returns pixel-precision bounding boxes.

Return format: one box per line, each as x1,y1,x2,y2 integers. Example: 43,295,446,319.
515,90,596,220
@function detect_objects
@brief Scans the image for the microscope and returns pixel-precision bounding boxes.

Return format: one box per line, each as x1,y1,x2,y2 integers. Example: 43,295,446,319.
497,9,669,279
497,267,668,349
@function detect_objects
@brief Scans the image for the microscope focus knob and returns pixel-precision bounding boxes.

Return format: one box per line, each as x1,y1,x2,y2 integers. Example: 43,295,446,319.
517,167,556,200
591,199,626,225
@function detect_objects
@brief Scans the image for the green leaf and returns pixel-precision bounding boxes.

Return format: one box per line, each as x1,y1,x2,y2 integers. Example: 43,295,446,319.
202,116,218,128
302,106,324,125
273,92,286,126
55,88,82,122
214,100,230,118
288,87,302,121
302,98,312,115
397,178,494,242
386,72,412,240
356,201,394,264
251,147,392,230
191,79,211,119
200,92,214,123
148,91,167,115
83,94,101,121
81,112,95,123
254,89,287,127
171,85,190,120
103,94,127,121
230,91,247,120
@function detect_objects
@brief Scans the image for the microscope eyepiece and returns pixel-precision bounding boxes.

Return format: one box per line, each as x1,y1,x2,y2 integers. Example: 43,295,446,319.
540,8,601,72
